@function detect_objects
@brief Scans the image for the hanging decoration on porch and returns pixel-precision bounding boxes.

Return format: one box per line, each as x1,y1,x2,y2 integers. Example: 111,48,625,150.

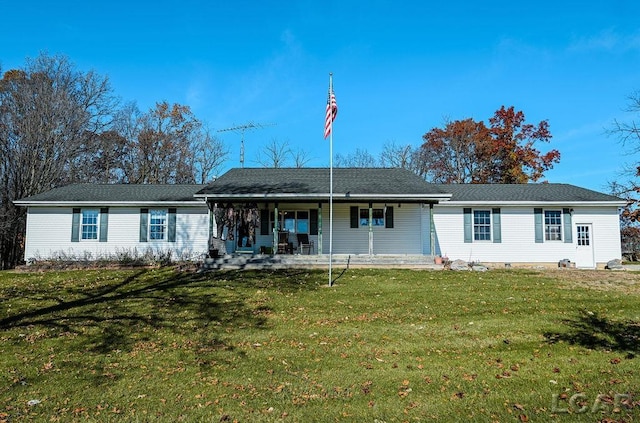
211,202,260,252
237,203,259,247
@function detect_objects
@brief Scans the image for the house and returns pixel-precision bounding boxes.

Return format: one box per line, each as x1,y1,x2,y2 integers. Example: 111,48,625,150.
14,168,624,268
14,184,210,262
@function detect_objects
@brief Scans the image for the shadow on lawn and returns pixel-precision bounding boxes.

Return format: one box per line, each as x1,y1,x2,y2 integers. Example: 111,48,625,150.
544,310,640,356
0,268,320,354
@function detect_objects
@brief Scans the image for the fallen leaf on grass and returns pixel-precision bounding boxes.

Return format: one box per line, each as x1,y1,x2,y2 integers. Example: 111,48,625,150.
361,381,373,395
451,392,464,400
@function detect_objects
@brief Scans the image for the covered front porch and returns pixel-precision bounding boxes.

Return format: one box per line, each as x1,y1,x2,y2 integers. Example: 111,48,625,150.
194,168,452,258
206,201,323,257
206,200,442,258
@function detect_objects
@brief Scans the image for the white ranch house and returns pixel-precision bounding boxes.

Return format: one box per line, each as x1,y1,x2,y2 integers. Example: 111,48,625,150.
15,168,624,269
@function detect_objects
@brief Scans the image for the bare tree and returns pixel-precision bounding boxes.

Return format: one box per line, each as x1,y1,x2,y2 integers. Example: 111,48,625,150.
192,125,229,183
379,140,415,169
608,91,640,222
292,147,312,168
609,91,640,149
136,101,199,183
254,138,292,168
334,148,377,167
0,53,117,268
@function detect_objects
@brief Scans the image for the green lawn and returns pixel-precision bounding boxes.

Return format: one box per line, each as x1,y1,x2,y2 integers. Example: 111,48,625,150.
1,267,639,422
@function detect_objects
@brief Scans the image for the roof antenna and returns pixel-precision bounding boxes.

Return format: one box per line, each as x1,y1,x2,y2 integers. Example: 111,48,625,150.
218,121,276,168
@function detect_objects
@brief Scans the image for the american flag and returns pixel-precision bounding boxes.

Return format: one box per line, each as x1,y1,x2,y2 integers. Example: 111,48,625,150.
324,86,338,139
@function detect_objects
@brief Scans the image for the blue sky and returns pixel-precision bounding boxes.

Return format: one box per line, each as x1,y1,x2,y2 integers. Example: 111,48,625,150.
2,0,640,192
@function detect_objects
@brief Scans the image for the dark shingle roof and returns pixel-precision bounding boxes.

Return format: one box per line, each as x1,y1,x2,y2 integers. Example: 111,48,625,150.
442,183,623,203
196,168,450,202
15,184,207,204
14,171,624,206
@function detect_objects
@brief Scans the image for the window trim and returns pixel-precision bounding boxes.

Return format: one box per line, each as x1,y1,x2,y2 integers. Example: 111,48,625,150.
544,209,563,242
72,208,108,243
473,209,492,242
359,208,385,227
81,209,100,241
464,208,501,243
148,208,168,241
352,206,393,229
271,210,312,234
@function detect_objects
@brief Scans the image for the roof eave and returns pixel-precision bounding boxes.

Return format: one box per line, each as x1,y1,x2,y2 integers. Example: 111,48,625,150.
440,200,626,206
194,193,452,202
13,200,208,207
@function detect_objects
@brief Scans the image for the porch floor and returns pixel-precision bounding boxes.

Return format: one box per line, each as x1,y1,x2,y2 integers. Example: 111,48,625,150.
200,253,443,271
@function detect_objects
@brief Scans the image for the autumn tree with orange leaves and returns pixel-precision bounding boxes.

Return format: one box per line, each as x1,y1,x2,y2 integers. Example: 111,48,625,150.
415,106,560,184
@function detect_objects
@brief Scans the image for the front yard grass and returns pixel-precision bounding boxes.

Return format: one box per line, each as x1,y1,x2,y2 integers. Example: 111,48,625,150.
0,267,639,422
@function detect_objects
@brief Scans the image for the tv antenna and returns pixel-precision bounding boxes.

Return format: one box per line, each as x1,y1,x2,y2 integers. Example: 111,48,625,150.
218,121,276,167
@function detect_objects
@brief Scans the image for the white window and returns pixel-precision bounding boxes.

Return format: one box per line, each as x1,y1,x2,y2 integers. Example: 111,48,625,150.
81,209,99,240
274,211,310,233
296,211,309,233
473,210,491,241
359,209,385,226
149,209,167,240
577,225,590,246
545,210,562,241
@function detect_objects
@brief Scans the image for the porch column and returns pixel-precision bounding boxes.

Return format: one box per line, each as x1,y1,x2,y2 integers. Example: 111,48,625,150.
430,203,435,256
368,202,373,255
317,202,323,254
273,203,279,252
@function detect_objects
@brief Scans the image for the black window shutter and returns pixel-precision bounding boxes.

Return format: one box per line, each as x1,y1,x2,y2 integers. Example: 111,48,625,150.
140,208,149,242
492,208,501,243
350,206,359,228
260,209,270,235
385,206,394,228
168,208,177,242
534,208,543,243
463,208,472,243
310,209,319,235
99,208,109,242
71,208,81,242
563,208,572,243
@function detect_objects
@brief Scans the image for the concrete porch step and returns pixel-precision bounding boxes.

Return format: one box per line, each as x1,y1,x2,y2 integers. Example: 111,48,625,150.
199,254,442,271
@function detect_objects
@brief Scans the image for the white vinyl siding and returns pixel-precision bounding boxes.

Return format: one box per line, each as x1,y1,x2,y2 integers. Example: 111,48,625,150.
434,205,621,266
22,201,622,268
322,203,422,255
254,203,413,256
23,206,209,261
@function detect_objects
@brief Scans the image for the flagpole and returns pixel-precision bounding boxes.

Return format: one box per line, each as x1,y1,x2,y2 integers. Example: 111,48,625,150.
328,73,334,287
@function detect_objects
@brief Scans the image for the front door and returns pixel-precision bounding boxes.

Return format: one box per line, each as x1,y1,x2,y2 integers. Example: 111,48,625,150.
575,224,595,268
